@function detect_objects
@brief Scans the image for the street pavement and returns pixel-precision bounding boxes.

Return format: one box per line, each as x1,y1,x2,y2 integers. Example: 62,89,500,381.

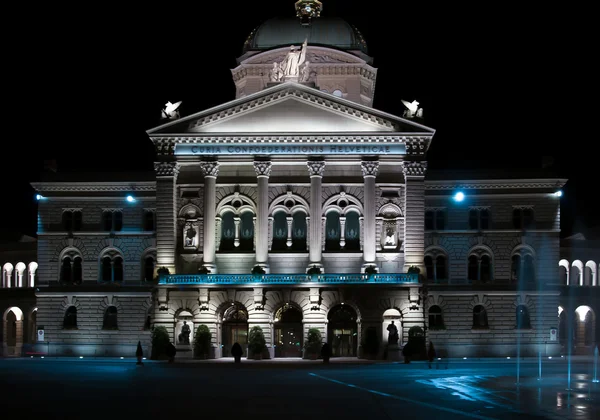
1,357,598,419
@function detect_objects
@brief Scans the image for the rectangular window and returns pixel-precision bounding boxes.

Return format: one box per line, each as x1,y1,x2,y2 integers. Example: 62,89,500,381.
113,211,123,231
425,209,446,230
144,211,155,231
73,211,82,231
513,208,534,229
102,211,113,231
469,208,491,230
102,210,123,231
425,211,434,230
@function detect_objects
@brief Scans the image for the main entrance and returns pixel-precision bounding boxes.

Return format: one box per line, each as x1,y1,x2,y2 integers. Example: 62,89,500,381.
222,303,248,357
274,305,303,357
328,304,358,357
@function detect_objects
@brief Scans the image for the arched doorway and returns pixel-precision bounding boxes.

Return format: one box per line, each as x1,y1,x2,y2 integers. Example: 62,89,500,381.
222,303,248,357
328,304,358,357
274,305,303,357
174,310,194,353
575,306,596,354
382,308,402,346
3,307,23,357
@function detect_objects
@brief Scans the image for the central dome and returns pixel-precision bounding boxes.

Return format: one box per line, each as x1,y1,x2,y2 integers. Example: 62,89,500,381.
243,17,368,54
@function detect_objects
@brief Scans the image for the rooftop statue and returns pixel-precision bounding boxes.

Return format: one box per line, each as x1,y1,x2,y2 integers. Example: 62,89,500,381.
161,101,182,120
280,38,308,79
401,99,423,119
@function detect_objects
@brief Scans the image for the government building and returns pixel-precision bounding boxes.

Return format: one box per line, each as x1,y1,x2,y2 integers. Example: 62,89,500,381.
2,2,598,359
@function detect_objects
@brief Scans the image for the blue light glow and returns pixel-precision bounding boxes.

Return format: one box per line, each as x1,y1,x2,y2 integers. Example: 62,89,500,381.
554,190,563,197
36,194,45,201
453,191,465,202
126,195,136,203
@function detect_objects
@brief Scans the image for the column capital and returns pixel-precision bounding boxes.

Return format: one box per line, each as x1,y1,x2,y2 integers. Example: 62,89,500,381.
401,161,428,177
360,161,379,178
200,161,220,178
253,161,272,177
154,162,180,178
307,161,325,177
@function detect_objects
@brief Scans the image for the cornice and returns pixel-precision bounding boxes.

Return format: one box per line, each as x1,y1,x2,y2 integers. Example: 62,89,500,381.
31,182,156,193
146,82,435,136
424,179,568,190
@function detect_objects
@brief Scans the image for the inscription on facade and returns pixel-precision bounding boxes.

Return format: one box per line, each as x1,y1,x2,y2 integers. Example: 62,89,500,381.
176,143,406,156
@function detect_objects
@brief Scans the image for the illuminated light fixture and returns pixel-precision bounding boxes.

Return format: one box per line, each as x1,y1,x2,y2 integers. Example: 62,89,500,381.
80,356,83,359
36,194,45,200
295,0,322,26
554,190,563,197
126,195,136,203
453,191,465,202
437,357,441,360
120,357,124,359
575,306,591,322
548,356,552,359
463,357,467,359
507,357,511,359
143,357,147,360
41,356,44,359
30,356,33,358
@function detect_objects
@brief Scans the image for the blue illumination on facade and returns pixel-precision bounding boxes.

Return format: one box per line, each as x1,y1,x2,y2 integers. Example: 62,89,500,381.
126,195,136,203
453,191,465,202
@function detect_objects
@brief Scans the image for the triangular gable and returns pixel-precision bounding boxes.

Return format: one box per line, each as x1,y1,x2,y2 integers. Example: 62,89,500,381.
147,82,435,136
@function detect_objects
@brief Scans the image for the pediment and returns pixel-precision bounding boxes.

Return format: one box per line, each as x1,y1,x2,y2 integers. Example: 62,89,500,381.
147,82,434,136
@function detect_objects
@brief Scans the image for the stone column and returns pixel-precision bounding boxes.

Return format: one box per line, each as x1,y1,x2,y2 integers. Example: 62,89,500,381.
200,161,219,273
234,217,241,248
307,161,325,271
339,216,347,249
361,161,379,270
254,161,272,271
154,162,180,274
286,216,293,248
402,161,427,273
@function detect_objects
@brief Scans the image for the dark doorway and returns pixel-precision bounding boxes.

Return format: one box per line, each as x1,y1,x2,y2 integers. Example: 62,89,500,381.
328,305,358,357
222,304,248,357
274,305,303,357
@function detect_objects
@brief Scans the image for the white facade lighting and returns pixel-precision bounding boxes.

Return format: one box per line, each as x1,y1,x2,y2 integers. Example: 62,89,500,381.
36,194,45,201
126,195,136,203
554,190,563,197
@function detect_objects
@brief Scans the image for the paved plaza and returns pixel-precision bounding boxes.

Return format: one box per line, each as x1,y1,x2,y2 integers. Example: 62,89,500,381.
1,357,598,419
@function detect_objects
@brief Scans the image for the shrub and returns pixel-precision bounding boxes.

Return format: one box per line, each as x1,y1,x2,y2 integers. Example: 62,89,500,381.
248,325,266,355
251,265,266,275
305,328,322,354
193,325,212,358
407,266,421,274
150,325,170,360
361,326,379,356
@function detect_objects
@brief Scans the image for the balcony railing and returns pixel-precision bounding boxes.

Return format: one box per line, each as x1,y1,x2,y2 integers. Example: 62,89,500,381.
159,273,419,285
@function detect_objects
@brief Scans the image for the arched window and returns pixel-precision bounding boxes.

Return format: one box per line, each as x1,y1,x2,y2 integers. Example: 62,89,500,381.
424,256,434,281
61,258,72,284
101,257,112,282
480,255,491,283
332,89,343,97
325,211,341,251
516,305,531,329
436,256,447,281
144,256,155,282
512,253,535,283
64,306,77,329
239,212,254,251
220,212,235,251
272,211,288,251
113,257,123,282
73,257,82,284
472,305,488,329
428,305,444,329
468,256,478,282
345,211,360,251
103,306,118,330
291,211,307,251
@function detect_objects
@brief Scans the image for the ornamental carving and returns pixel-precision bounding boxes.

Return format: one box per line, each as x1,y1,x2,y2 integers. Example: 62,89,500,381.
361,161,379,177
199,161,219,178
154,162,180,178
401,161,427,177
307,161,325,177
254,161,272,177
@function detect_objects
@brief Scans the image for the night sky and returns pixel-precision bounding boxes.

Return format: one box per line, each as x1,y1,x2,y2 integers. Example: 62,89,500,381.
2,1,594,239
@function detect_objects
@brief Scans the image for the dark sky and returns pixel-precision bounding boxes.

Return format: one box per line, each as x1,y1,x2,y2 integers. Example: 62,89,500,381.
1,1,594,239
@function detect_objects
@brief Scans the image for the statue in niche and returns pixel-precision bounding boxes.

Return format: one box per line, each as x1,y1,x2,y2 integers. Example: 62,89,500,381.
179,321,191,344
387,320,399,346
384,228,396,246
185,227,196,247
